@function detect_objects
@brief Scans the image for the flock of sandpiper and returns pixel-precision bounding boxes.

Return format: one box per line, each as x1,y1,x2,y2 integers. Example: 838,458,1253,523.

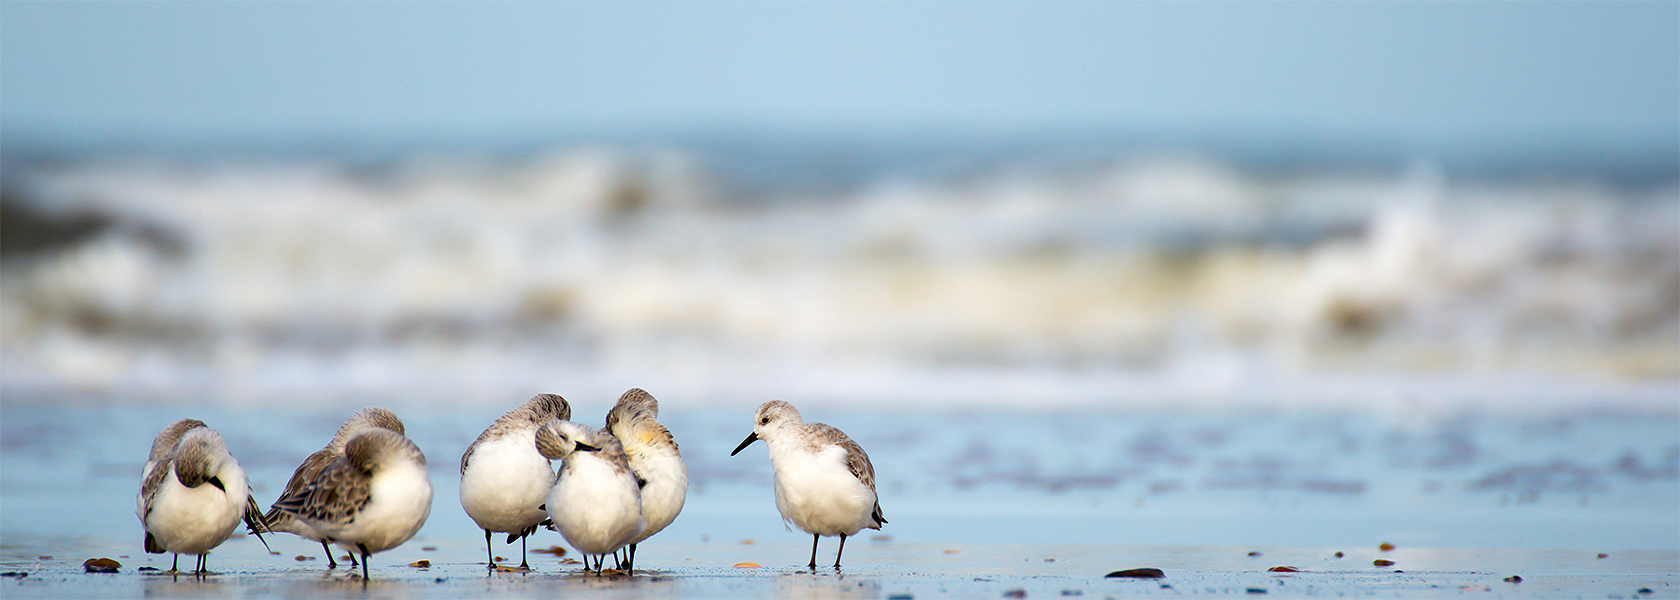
136,390,886,579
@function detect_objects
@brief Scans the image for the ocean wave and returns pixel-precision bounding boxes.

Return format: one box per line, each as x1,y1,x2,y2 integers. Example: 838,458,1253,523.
2,149,1675,399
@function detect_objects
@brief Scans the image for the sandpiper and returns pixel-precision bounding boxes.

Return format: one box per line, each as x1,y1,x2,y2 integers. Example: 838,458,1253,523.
535,419,644,573
603,388,687,572
138,419,269,576
264,407,405,569
461,393,570,570
271,427,432,580
731,400,886,569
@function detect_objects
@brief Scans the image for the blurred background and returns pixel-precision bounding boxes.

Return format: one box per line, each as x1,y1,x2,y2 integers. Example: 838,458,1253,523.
3,2,1676,409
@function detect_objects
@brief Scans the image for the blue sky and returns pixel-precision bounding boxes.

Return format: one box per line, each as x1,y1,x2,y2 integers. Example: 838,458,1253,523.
3,1,1676,155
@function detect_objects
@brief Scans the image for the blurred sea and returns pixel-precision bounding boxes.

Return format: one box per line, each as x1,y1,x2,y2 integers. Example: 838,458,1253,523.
1,138,1675,409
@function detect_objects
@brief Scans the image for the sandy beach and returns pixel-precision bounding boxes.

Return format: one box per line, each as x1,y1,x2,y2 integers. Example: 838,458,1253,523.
3,397,1675,598
3,540,1676,599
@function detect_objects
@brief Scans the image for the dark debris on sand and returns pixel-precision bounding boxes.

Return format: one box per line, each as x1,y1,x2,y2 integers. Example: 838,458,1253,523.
1105,568,1165,579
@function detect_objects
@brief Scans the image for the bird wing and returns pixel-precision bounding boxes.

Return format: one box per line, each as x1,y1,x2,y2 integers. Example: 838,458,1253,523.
840,436,876,492
631,418,678,450
460,436,478,475
138,457,173,522
271,458,370,530
806,423,875,492
266,446,337,524
820,423,886,527
244,491,273,551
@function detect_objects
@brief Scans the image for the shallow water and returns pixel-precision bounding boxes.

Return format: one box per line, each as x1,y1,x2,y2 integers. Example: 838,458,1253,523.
1,393,1676,597
1,543,1676,599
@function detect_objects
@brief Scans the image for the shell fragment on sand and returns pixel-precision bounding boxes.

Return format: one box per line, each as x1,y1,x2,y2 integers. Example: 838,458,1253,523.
82,558,120,573
1105,568,1165,579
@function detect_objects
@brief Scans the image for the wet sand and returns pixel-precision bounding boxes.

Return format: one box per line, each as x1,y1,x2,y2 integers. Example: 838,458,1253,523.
2,397,1676,597
2,540,1674,599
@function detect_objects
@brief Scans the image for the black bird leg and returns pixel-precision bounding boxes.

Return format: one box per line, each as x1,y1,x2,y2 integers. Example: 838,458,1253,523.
808,534,819,569
834,534,847,569
485,529,495,569
322,541,338,568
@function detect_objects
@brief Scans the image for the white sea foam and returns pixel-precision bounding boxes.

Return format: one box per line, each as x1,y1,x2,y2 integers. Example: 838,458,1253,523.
2,150,1674,407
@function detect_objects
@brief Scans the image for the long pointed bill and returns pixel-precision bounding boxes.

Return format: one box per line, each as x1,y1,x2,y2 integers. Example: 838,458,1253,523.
730,432,759,456
575,441,600,453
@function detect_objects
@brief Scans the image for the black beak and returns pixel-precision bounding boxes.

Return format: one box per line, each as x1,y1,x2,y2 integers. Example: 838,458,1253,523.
730,432,759,456
575,441,599,453
207,476,225,492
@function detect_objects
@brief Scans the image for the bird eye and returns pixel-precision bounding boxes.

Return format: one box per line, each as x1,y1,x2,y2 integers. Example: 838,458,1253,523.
759,417,769,425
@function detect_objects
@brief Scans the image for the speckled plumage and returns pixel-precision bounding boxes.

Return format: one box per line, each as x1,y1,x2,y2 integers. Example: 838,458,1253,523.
264,407,405,569
604,387,659,431
272,426,432,580
146,419,207,465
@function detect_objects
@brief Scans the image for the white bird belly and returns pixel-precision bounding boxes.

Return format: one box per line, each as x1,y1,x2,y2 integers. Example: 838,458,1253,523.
272,511,329,541
460,435,554,533
548,457,644,555
770,444,876,537
145,467,247,555
628,451,687,545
